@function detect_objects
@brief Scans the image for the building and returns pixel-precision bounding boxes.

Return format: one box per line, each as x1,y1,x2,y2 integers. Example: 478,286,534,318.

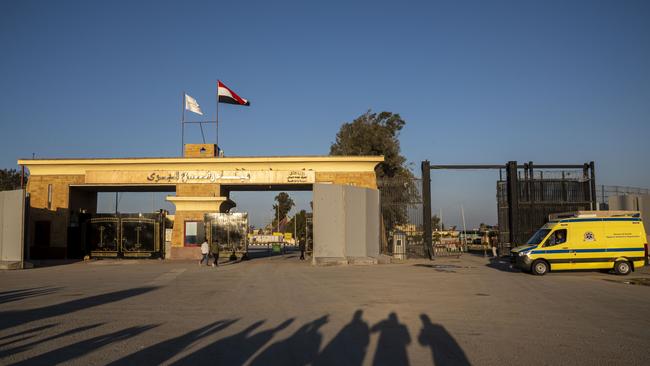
18,144,383,261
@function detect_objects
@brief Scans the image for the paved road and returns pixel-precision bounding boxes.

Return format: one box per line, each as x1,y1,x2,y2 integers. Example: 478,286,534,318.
1,254,649,365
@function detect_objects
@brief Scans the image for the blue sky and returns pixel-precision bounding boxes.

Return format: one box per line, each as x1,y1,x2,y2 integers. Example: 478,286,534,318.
1,0,649,228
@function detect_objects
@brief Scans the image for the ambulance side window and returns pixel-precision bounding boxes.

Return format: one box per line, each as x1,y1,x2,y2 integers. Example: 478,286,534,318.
543,229,567,247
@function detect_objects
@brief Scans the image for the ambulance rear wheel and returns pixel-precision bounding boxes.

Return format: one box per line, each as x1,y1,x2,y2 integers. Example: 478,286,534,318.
531,260,549,276
614,260,631,275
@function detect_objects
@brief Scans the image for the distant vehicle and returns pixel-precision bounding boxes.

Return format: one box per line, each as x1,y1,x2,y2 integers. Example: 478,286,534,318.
511,211,648,276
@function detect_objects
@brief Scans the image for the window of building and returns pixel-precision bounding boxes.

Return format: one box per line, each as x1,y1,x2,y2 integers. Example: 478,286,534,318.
184,221,205,246
47,184,53,210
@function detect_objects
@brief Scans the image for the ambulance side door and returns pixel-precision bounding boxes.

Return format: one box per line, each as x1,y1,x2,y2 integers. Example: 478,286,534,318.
573,221,606,269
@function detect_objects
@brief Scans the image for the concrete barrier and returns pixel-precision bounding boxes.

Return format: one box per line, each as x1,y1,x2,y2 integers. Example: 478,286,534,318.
313,184,380,265
0,189,25,269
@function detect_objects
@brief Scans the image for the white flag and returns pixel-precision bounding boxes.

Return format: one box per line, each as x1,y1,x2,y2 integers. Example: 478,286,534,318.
184,94,203,115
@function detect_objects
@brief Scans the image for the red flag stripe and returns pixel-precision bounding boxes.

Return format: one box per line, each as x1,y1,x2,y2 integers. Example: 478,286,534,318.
218,80,249,106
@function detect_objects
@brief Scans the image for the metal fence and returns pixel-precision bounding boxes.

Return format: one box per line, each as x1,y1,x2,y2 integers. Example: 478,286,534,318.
378,177,427,258
380,162,603,259
378,177,461,258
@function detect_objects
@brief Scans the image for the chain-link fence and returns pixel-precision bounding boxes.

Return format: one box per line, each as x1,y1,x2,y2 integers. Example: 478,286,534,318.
378,177,463,258
596,185,650,208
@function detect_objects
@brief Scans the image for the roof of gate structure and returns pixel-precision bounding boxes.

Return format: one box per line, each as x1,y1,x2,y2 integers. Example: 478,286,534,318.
18,155,383,174
17,155,384,190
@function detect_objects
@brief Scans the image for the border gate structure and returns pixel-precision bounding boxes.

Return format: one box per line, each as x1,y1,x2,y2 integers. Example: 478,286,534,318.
421,161,597,258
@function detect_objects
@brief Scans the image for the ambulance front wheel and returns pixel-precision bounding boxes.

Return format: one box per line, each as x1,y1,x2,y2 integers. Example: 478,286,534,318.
614,260,631,275
531,260,549,276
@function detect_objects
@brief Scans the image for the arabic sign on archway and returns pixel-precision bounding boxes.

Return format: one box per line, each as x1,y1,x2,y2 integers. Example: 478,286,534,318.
85,170,315,185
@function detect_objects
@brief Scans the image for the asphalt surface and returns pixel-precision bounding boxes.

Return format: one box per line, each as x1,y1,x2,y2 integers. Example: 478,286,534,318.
1,253,649,365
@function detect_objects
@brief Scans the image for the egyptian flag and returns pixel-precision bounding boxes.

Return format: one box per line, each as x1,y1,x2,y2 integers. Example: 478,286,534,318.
218,80,250,106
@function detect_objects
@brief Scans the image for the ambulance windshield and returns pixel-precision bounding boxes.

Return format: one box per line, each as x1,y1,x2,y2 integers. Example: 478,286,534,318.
526,229,551,245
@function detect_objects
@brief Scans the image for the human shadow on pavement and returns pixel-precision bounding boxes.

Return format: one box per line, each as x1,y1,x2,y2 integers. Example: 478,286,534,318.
0,323,104,358
171,318,295,365
11,324,159,366
313,310,369,366
249,315,328,366
0,286,158,331
108,319,239,365
11,309,469,366
418,314,470,366
0,287,62,305
0,323,57,343
370,312,411,366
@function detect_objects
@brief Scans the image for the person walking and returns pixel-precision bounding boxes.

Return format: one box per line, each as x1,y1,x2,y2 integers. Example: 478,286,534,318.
210,239,220,267
199,240,209,266
299,236,306,260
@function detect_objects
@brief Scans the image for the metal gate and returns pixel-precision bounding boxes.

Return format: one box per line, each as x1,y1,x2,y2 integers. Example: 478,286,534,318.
204,213,248,255
421,160,597,256
496,162,596,254
86,213,164,258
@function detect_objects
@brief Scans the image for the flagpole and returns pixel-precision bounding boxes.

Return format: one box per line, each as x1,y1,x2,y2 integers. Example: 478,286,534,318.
216,81,220,152
181,91,186,157
199,123,206,144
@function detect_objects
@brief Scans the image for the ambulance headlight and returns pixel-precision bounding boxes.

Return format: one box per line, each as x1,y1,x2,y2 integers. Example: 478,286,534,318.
518,251,526,257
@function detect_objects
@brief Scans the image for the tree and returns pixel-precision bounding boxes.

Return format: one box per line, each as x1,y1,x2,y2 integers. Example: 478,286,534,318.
330,111,416,231
287,209,308,240
0,169,25,191
330,110,412,179
272,192,295,231
431,215,441,231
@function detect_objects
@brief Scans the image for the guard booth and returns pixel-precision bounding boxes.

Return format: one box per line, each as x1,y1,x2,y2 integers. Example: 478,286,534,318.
86,212,168,258
204,213,248,257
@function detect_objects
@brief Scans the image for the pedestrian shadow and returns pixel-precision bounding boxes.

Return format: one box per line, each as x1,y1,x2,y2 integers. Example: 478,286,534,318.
108,319,239,365
313,310,369,366
139,311,468,366
0,287,62,305
370,312,411,366
2,309,469,366
171,318,295,365
0,323,104,358
0,286,158,331
249,315,328,366
10,324,159,366
418,314,470,365
0,324,57,343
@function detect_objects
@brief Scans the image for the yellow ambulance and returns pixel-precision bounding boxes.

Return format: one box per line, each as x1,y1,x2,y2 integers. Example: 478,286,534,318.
511,211,648,275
